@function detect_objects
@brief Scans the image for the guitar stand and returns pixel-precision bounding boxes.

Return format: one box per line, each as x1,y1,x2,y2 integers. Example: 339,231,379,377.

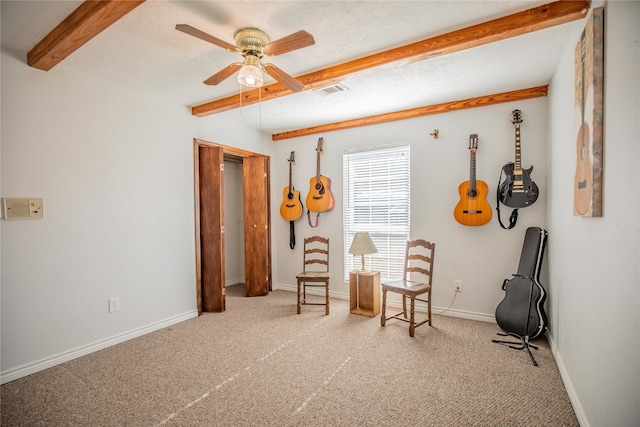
493,332,539,367
492,274,539,366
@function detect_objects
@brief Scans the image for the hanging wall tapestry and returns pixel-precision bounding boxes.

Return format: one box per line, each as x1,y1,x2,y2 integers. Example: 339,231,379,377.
573,7,604,217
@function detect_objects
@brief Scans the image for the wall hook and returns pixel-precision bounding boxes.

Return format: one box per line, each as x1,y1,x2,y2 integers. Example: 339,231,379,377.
430,129,439,139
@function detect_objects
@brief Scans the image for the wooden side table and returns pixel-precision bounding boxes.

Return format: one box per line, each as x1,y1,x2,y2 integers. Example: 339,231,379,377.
349,270,380,317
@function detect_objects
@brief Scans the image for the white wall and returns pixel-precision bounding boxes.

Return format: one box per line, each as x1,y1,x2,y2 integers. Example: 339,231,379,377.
547,2,639,426
0,48,261,382
270,99,548,320
223,161,244,285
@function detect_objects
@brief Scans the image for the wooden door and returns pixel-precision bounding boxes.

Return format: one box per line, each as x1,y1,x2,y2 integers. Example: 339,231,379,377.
243,156,271,296
198,145,226,312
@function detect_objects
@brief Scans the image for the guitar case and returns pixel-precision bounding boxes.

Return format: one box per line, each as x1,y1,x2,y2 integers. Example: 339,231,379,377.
494,226,548,339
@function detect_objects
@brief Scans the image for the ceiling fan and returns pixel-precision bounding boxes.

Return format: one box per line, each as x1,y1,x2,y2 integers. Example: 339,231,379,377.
175,24,315,92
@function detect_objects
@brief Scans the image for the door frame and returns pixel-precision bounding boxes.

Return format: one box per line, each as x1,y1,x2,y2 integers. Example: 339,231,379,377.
193,138,271,314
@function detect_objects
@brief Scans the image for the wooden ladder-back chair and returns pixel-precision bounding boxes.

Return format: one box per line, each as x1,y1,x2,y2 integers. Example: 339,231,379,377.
296,236,330,315
381,239,435,337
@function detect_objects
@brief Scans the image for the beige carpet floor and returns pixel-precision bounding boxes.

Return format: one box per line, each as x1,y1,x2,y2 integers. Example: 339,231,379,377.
1,285,578,426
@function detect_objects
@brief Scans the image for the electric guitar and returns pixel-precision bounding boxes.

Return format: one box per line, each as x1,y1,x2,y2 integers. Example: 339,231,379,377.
306,137,334,213
498,110,539,208
454,134,492,226
280,151,303,221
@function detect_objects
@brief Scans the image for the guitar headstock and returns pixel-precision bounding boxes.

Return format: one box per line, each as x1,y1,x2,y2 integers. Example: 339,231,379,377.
288,151,296,164
511,109,523,126
316,137,324,154
469,134,478,152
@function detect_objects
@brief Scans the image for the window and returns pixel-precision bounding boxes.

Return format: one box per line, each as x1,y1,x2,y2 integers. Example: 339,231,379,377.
343,145,410,280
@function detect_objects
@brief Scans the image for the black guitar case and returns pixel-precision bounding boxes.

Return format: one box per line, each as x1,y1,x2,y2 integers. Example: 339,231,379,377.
495,227,548,339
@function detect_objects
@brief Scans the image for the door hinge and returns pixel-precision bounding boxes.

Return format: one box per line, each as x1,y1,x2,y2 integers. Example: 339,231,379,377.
221,225,225,233
220,163,224,171
222,287,226,295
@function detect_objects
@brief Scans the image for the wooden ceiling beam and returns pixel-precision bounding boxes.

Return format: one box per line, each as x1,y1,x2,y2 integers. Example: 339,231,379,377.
27,0,145,71
192,0,589,117
271,86,548,141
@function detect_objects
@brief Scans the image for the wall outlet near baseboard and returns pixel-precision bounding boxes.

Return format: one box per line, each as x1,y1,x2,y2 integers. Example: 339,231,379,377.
454,280,463,292
108,297,120,313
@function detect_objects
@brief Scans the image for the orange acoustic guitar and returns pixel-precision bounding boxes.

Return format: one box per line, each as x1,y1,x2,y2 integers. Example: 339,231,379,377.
305,137,334,213
280,151,303,221
454,134,492,226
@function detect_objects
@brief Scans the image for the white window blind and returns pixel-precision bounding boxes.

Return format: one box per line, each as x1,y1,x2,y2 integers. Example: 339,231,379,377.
343,145,410,281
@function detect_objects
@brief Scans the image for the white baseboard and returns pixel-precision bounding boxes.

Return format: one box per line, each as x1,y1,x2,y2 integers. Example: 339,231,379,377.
273,283,495,323
547,332,589,427
1,310,199,385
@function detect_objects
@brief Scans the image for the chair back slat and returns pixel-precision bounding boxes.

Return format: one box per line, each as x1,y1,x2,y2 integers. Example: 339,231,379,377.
403,239,435,285
302,236,330,273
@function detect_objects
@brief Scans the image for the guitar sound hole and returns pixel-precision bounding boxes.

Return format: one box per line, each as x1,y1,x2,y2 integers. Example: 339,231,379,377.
467,190,478,198
288,193,294,199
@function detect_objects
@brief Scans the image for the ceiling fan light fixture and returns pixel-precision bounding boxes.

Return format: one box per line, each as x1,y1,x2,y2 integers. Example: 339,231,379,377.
237,64,263,88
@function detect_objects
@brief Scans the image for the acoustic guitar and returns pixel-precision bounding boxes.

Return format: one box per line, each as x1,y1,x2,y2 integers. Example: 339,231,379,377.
454,134,492,226
574,31,593,215
280,151,303,221
498,110,539,208
305,137,334,213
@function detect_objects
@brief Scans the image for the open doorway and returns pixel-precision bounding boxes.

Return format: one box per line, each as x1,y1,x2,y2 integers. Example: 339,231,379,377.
223,159,245,293
193,139,272,314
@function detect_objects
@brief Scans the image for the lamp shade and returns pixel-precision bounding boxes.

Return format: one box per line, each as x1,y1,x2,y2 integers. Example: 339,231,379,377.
349,232,378,271
237,64,264,88
349,232,377,255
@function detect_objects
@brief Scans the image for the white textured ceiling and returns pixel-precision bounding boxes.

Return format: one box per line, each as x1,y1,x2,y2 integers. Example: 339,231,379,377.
1,0,582,135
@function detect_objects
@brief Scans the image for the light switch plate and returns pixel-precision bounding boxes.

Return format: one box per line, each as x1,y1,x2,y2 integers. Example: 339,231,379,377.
2,198,44,220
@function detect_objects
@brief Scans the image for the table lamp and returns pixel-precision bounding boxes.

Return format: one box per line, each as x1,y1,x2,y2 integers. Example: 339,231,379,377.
348,232,378,271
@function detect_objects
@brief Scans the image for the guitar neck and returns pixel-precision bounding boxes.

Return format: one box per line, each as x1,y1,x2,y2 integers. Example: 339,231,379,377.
470,150,477,190
315,137,323,183
514,124,522,173
288,162,293,192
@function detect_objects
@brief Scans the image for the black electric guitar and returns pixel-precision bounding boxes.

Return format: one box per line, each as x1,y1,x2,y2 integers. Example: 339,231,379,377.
498,110,539,208
280,151,303,221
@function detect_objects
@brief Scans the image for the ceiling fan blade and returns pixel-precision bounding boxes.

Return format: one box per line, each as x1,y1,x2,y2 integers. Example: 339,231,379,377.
204,63,242,85
263,63,304,92
263,30,315,56
175,24,237,52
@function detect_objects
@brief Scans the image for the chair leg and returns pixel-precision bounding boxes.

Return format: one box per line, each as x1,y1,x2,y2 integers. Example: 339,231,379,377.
409,296,416,337
325,282,329,315
402,295,408,318
427,288,432,326
381,288,387,326
297,280,301,314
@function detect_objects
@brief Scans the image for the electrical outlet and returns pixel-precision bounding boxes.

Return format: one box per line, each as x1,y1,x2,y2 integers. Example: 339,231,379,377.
454,280,463,292
108,297,120,313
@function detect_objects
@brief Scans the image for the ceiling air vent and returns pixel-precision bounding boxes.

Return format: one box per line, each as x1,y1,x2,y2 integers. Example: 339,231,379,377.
314,83,349,96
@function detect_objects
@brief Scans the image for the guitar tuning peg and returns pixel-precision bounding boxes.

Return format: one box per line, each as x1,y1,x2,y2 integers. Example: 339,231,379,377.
430,129,439,139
